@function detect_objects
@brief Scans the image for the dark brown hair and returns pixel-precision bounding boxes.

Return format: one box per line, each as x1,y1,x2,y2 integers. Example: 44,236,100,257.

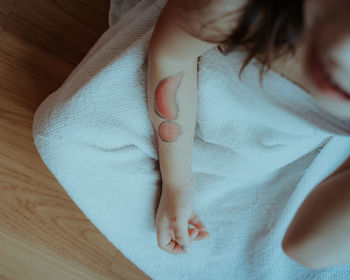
220,0,304,83
180,0,305,83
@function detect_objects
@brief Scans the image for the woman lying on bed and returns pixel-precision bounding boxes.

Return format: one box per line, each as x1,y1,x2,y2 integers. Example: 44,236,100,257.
147,0,350,269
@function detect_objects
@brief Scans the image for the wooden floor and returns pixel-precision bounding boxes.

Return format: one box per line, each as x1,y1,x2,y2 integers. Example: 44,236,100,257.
0,0,150,279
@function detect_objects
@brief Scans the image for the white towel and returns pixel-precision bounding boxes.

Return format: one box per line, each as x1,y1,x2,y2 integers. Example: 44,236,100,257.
32,0,350,278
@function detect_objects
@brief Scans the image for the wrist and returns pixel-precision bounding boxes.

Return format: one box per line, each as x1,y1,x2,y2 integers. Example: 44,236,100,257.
162,170,195,189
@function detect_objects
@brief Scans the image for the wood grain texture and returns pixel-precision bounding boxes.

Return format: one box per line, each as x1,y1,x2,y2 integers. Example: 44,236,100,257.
0,0,150,279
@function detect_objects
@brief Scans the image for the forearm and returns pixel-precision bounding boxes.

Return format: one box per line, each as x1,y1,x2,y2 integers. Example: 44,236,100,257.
282,168,350,269
145,0,218,187
147,52,198,187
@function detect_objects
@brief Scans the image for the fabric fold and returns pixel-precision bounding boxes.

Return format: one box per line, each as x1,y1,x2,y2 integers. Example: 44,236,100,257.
32,0,350,279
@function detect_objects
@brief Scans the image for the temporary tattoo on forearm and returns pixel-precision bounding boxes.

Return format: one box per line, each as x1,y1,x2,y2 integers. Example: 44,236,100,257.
153,71,184,143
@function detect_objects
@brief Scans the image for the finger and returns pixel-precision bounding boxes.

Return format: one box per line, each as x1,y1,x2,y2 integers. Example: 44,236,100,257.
188,213,207,231
157,220,183,255
191,228,209,241
193,230,210,241
188,227,199,241
164,239,184,255
168,227,198,250
172,220,192,252
188,213,210,240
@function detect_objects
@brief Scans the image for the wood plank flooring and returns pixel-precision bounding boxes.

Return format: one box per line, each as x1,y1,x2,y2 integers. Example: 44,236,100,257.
0,1,150,279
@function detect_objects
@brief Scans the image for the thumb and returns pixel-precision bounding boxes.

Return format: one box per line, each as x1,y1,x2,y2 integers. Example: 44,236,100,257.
173,220,191,252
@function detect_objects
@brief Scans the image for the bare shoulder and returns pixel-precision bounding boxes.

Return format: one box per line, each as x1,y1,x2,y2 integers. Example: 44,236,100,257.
321,155,350,184
166,0,247,42
336,155,350,174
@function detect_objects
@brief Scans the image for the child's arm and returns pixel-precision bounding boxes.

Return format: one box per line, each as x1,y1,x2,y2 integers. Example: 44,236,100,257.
148,0,244,254
282,157,350,269
147,1,218,186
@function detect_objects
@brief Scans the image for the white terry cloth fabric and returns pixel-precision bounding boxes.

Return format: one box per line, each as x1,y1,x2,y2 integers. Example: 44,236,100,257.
32,0,350,278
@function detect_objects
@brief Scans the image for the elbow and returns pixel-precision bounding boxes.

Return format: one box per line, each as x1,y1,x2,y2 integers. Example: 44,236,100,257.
281,237,324,270
281,218,326,270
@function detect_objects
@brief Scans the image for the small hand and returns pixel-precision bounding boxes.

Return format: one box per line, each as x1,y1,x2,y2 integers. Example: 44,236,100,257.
155,173,210,254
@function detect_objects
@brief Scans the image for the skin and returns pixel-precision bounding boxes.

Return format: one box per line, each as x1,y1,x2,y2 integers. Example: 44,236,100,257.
261,0,350,119
155,173,210,254
305,0,350,118
153,0,350,255
154,71,184,142
152,68,210,254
